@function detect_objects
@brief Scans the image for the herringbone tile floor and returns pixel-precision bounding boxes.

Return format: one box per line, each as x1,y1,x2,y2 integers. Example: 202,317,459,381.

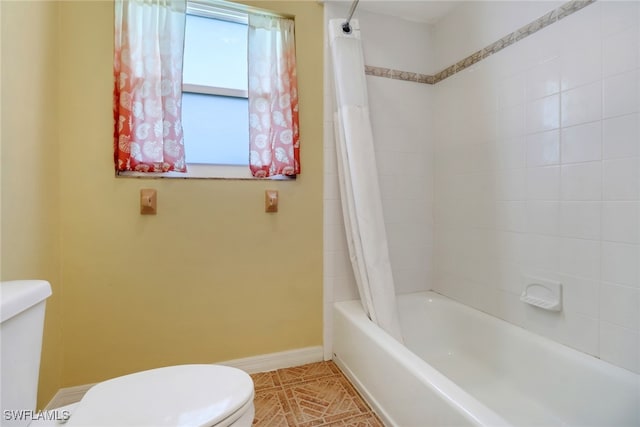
250,361,384,427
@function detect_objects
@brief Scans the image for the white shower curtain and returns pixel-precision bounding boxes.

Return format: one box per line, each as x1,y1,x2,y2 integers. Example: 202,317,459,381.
329,19,403,342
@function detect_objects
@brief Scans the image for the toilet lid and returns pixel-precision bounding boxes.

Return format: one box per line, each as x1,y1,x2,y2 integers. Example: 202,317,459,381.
65,365,254,427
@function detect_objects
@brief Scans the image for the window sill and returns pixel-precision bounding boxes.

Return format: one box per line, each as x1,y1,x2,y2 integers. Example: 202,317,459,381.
116,164,295,180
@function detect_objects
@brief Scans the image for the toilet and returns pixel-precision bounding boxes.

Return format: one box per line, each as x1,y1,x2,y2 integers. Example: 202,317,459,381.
0,280,255,427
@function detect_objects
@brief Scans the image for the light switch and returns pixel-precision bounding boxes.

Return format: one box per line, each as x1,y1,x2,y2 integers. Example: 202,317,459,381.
140,189,157,215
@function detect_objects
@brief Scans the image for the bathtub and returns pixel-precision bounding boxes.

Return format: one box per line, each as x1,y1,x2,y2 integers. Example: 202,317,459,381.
333,291,639,426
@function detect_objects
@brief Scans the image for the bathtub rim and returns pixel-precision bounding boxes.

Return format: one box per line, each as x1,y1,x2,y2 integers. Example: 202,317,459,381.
333,296,509,427
334,290,640,427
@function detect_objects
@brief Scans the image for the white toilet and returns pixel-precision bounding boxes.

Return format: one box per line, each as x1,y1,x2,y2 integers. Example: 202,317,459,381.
0,280,255,427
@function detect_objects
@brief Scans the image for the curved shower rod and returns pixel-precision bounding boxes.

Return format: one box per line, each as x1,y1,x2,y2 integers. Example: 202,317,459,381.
342,0,360,33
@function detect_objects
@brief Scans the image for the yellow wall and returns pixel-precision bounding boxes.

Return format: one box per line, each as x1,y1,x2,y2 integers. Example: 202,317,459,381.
58,0,324,387
2,0,323,406
0,0,63,408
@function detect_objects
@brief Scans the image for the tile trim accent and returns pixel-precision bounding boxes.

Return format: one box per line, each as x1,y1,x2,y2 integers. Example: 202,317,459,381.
364,65,435,85
364,0,596,85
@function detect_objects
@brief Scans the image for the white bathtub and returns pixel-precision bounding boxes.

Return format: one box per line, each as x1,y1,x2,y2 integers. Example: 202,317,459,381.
333,291,640,426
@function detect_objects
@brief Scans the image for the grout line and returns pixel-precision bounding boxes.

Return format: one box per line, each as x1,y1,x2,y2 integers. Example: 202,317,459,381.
363,0,596,85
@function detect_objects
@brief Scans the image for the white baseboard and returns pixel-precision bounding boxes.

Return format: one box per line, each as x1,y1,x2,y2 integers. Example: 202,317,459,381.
44,346,324,409
220,346,324,374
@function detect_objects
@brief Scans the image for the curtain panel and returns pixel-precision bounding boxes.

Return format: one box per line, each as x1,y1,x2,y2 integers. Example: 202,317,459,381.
248,15,301,178
329,19,404,342
113,0,187,172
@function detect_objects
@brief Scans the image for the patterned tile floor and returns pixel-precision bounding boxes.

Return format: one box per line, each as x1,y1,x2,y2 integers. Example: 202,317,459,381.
250,361,384,427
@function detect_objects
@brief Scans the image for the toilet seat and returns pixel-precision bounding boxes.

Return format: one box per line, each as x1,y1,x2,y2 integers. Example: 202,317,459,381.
64,365,254,427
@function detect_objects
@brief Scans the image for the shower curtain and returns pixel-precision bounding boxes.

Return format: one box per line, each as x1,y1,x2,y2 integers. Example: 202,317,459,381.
329,19,403,342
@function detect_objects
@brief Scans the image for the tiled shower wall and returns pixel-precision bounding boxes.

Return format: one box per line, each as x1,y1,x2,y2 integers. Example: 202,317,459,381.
324,0,639,374
323,4,434,358
433,2,639,373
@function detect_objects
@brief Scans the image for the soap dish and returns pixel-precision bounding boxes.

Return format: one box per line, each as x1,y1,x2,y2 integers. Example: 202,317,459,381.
520,277,562,312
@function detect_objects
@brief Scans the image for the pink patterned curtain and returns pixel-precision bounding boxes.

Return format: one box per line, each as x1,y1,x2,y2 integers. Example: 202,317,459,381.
248,15,300,178
113,0,187,172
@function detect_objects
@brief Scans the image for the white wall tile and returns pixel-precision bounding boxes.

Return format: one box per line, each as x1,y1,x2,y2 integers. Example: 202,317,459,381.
324,173,340,201
559,274,599,318
324,250,353,279
526,129,560,167
331,274,360,302
495,168,527,200
599,321,640,373
527,166,561,200
524,305,599,356
561,81,602,128
558,237,601,281
499,104,526,138
560,45,602,92
393,266,433,295
324,120,336,148
560,201,601,240
603,69,640,119
495,201,527,232
558,313,599,356
358,8,434,74
528,20,564,65
561,121,602,164
496,290,527,327
526,56,561,100
559,0,601,54
523,234,562,272
324,198,344,226
603,113,639,160
324,224,348,253
467,111,499,145
602,241,640,287
600,282,640,331
602,0,640,37
526,94,560,133
324,147,338,175
495,258,525,294
602,201,640,244
526,201,560,235
561,162,602,201
389,244,431,271
495,230,528,264
386,220,431,250
495,137,527,170
499,72,526,109
412,1,639,374
603,158,640,200
602,25,640,77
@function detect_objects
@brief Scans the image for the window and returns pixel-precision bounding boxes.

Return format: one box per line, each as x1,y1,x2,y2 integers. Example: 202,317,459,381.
182,4,250,167
114,0,300,179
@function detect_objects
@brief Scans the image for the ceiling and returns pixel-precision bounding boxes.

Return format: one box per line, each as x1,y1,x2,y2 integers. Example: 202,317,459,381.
348,0,461,24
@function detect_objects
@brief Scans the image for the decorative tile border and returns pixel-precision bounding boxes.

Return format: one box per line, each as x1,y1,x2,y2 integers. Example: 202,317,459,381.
364,0,596,85
364,65,435,84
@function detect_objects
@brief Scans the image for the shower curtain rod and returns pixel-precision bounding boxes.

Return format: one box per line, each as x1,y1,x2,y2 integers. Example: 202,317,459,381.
342,0,359,33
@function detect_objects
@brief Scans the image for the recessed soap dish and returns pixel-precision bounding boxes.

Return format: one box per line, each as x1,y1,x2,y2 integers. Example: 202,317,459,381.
520,277,562,312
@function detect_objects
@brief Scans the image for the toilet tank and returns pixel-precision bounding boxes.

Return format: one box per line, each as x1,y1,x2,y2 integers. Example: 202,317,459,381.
1,280,52,426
